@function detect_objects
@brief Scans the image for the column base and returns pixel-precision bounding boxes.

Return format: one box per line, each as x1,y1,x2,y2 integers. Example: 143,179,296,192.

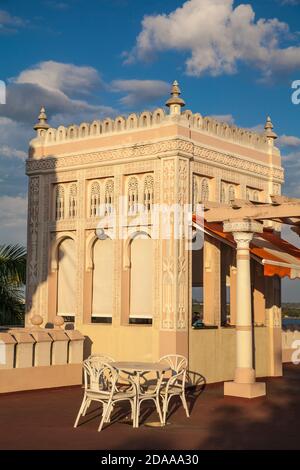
224,381,266,399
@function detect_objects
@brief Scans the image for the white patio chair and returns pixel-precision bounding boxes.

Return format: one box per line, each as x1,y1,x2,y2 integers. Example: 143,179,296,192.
158,354,189,425
88,354,131,393
135,371,164,428
74,359,137,431
88,353,115,362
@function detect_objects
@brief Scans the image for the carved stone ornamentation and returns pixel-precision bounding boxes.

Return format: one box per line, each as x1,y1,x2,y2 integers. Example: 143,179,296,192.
26,176,40,315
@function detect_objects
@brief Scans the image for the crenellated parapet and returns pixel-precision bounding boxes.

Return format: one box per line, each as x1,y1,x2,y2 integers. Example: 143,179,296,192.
38,108,166,145
31,102,272,154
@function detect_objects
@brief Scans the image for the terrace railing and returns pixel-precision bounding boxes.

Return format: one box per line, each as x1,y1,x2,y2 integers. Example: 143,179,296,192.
0,315,85,393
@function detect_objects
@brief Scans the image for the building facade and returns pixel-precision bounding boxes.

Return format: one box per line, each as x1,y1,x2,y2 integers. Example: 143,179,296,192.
26,82,286,385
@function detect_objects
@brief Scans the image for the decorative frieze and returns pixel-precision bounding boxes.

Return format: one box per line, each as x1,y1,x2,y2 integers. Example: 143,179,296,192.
26,139,284,185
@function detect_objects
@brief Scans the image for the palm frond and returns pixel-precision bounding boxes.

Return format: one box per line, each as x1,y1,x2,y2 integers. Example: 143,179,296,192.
0,244,26,286
0,244,26,326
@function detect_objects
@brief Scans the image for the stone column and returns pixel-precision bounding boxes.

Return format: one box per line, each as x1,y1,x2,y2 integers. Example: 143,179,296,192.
223,219,266,398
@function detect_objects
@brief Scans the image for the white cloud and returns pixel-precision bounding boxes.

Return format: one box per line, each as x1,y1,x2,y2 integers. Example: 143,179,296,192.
15,60,101,95
1,61,115,126
0,196,27,245
111,79,169,107
0,145,26,160
0,9,26,33
127,0,300,79
278,134,300,148
0,118,33,198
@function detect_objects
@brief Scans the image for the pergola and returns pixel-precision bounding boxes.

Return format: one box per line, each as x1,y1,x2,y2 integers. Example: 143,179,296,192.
193,196,300,398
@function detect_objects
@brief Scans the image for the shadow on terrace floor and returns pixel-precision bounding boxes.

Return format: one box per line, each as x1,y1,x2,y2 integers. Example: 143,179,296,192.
0,364,299,450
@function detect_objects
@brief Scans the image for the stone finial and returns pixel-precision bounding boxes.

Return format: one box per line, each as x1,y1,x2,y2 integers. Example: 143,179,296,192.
165,80,185,115
33,106,50,132
264,116,277,140
53,315,65,329
30,314,43,328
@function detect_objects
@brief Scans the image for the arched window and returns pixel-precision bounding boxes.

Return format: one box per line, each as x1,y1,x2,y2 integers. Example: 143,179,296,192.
69,183,77,218
246,188,251,201
55,185,65,220
92,237,114,320
143,175,154,212
57,238,76,318
104,179,114,215
128,177,139,215
228,185,235,202
221,182,226,204
90,182,100,217
201,178,209,202
253,190,259,202
129,234,153,321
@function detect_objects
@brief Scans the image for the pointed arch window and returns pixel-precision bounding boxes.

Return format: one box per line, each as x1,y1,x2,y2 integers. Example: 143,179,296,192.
90,181,101,217
55,185,65,220
143,175,154,212
228,185,236,203
129,233,154,322
221,182,226,204
69,183,77,218
128,177,139,215
104,179,114,215
201,178,209,202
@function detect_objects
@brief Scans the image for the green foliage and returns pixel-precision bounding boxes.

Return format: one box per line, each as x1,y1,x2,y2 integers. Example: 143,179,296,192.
0,244,26,326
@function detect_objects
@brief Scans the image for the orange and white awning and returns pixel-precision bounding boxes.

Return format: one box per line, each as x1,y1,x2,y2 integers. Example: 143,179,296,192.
192,218,300,279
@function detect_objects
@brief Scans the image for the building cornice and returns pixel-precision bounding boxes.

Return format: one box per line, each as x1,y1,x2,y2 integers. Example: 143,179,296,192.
26,138,284,183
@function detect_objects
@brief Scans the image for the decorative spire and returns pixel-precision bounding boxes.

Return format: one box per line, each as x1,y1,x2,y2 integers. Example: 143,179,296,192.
165,80,185,115
33,106,50,132
264,116,277,140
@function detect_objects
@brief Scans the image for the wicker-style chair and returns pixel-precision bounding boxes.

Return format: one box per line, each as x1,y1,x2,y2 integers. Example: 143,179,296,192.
158,354,189,424
88,353,115,363
135,371,164,428
74,359,137,431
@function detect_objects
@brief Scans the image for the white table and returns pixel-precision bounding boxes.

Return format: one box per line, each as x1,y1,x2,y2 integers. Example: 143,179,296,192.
113,361,170,391
113,361,170,427
113,361,169,374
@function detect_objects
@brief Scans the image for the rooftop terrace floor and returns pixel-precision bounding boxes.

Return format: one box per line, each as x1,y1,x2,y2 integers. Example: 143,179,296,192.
0,363,299,450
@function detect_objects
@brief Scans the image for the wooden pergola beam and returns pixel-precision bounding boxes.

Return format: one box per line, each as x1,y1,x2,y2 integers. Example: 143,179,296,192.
204,201,300,223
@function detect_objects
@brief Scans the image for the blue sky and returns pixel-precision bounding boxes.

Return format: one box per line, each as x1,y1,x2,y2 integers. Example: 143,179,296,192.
0,0,300,300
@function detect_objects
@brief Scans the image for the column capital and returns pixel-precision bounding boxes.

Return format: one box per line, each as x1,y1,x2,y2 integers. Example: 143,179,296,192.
223,219,263,236
232,231,255,248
